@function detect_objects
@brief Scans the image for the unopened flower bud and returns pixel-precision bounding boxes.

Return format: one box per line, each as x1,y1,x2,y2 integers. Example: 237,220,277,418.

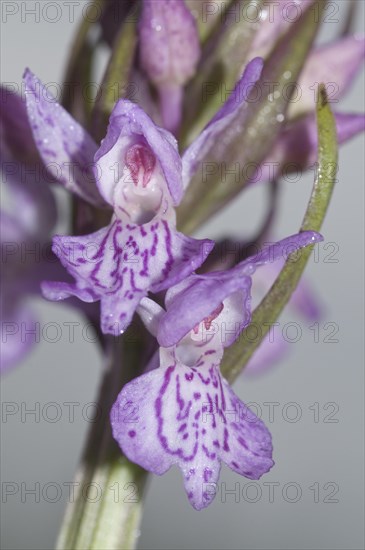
139,0,201,133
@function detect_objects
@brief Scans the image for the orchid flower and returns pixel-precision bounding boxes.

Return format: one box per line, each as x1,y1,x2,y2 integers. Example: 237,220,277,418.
23,59,267,336
111,230,322,509
22,71,212,336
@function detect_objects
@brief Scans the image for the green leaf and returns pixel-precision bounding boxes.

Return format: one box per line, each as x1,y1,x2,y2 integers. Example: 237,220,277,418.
221,84,338,383
177,1,325,234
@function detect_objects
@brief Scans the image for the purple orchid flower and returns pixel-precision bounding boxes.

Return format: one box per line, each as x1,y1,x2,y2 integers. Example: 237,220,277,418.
23,59,266,336
111,230,322,509
139,0,201,133
22,76,211,336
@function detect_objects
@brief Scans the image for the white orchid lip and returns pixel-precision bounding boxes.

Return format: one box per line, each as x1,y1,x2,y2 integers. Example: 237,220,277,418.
174,329,220,367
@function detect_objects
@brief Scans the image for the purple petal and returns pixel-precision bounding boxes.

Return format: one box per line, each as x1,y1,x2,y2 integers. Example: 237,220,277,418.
182,57,264,188
2,162,57,239
290,278,322,321
1,210,28,245
23,69,105,207
0,86,39,163
291,35,365,117
257,111,365,184
111,355,273,510
244,275,321,377
150,229,214,294
334,112,365,143
139,0,200,87
42,220,213,335
244,332,289,377
94,99,183,205
237,232,323,271
158,274,252,348
251,257,322,322
158,232,322,348
139,0,201,133
137,297,165,338
0,87,57,237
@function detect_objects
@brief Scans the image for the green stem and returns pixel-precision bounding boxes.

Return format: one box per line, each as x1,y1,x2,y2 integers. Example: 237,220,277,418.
56,337,148,550
221,85,338,383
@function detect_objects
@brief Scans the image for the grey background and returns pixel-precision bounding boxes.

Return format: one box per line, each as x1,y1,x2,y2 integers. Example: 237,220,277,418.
1,1,364,549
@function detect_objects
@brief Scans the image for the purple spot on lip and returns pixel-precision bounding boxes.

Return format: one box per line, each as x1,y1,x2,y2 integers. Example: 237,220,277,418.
204,468,213,482
238,436,249,450
202,445,216,460
223,427,230,452
128,430,136,438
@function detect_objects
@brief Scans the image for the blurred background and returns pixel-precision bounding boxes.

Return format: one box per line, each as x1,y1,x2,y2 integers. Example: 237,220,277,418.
1,1,364,549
